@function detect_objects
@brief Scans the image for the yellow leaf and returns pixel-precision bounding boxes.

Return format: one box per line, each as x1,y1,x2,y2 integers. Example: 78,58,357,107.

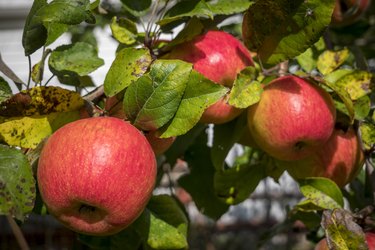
317,49,350,75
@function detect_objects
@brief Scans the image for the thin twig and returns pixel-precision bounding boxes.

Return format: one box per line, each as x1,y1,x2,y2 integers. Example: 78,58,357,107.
83,85,104,102
0,53,26,90
6,216,30,250
27,56,32,90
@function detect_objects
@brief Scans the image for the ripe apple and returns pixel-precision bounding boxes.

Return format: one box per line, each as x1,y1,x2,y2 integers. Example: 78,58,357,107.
144,130,176,156
165,30,254,124
247,75,336,161
37,117,157,236
331,0,371,26
278,127,364,187
315,232,375,249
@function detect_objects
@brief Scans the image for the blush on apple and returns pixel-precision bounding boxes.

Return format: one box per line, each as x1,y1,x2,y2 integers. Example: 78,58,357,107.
247,75,336,161
165,30,254,124
277,127,364,187
37,117,157,236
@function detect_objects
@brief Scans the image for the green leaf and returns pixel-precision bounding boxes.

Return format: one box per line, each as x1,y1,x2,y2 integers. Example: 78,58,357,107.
0,111,81,149
0,145,36,221
207,0,252,15
0,86,85,117
124,59,192,131
57,74,96,88
159,70,228,138
322,209,368,250
120,0,152,17
360,122,375,151
317,49,350,75
110,16,138,45
163,17,204,48
353,95,371,120
296,38,325,72
242,0,335,65
214,163,265,205
298,177,344,210
179,132,229,219
49,42,104,77
211,114,247,171
334,71,373,101
0,76,12,103
104,48,152,97
228,66,262,108
158,0,214,26
22,0,94,55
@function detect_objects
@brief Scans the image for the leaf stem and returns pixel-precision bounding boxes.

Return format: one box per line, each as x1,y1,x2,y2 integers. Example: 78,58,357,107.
0,53,26,90
6,216,30,250
27,56,32,90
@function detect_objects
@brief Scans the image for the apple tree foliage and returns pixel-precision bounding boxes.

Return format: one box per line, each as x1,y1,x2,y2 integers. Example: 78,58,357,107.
0,0,374,249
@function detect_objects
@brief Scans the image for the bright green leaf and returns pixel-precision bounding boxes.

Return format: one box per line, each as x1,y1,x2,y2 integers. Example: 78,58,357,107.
243,0,335,65
120,0,152,17
207,0,252,15
0,111,80,149
49,42,104,77
322,209,368,250
317,49,350,75
298,177,344,209
110,16,138,45
353,95,371,120
214,163,265,205
104,48,152,97
124,60,192,131
179,132,229,219
159,70,228,138
0,145,36,221
0,86,85,117
228,66,262,108
360,122,375,151
0,76,12,103
296,38,325,72
158,0,213,26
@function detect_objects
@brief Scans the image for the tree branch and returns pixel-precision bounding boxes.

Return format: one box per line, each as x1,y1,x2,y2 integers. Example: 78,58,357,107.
6,216,30,250
0,53,25,91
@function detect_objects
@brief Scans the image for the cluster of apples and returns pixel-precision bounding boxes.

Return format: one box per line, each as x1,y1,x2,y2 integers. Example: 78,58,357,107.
37,29,364,237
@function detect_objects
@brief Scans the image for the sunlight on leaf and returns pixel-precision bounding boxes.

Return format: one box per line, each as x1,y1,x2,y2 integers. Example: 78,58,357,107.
317,48,349,75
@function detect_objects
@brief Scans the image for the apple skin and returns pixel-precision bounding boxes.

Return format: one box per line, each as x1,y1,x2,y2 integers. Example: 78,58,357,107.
331,0,371,26
144,130,176,156
247,75,336,161
278,127,364,187
165,30,254,124
315,232,375,249
37,117,157,236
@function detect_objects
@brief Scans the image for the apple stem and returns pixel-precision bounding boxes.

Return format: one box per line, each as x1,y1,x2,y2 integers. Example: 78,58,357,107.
6,215,30,250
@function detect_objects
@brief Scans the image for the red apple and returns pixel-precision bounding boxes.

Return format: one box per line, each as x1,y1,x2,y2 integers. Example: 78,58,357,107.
37,117,157,236
165,30,254,124
144,130,176,156
331,0,371,26
247,75,336,161
315,232,375,249
278,127,364,187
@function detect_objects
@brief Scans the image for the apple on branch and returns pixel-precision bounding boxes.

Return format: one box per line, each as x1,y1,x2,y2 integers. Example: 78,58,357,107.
247,75,337,161
277,127,364,188
165,30,254,124
37,117,157,236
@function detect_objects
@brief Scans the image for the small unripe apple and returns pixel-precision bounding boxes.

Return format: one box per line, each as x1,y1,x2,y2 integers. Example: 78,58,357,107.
278,127,364,187
37,117,157,236
315,232,375,249
144,130,176,156
247,75,336,161
165,30,254,124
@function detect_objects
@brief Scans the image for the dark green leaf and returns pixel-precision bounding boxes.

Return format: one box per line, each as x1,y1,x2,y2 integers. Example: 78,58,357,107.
228,66,262,108
179,132,229,219
242,0,335,65
49,42,104,77
124,59,192,131
207,0,252,15
163,17,204,48
214,163,265,205
22,0,94,55
0,145,36,221
159,70,228,138
110,16,138,45
322,209,368,250
158,0,213,26
120,0,152,17
0,76,12,103
104,48,152,97
298,177,344,210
